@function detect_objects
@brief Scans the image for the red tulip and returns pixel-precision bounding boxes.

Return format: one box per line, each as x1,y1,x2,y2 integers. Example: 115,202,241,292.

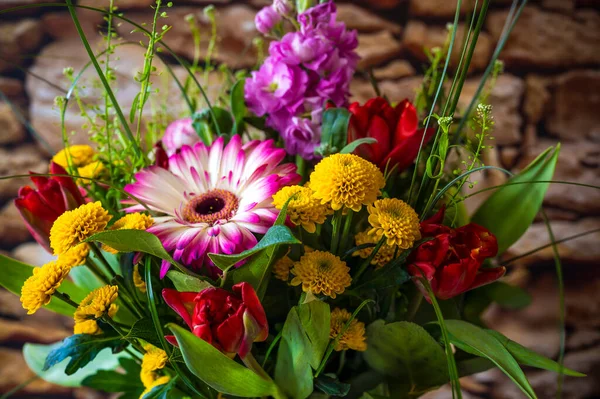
14,162,85,251
347,97,434,171
153,140,169,169
162,282,268,358
407,207,504,301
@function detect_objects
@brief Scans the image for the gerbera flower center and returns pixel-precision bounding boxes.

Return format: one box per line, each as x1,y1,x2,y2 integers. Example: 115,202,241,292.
183,189,239,224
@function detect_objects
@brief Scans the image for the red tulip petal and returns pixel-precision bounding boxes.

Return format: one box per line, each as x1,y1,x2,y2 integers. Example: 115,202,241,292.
394,100,418,143
380,127,435,172
215,308,244,354
436,259,479,300
162,289,196,329
233,282,268,338
470,267,506,291
49,162,85,205
14,198,52,252
165,335,179,346
365,114,391,164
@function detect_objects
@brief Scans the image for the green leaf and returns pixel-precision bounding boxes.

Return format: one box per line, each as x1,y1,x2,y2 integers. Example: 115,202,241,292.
340,138,377,154
43,334,123,376
23,341,126,388
314,375,351,396
472,145,560,254
210,225,299,271
166,270,213,292
444,320,537,399
231,79,247,135
463,282,531,326
82,366,144,395
167,324,281,398
363,320,448,394
124,317,162,348
142,377,180,399
298,301,330,369
486,330,585,377
275,308,314,399
193,107,234,137
0,253,87,316
317,108,351,156
130,92,140,123
456,357,494,377
70,265,103,292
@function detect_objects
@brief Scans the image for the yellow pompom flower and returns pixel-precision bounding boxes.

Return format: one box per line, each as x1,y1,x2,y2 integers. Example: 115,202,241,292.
272,186,331,233
273,255,294,282
309,154,385,212
52,144,95,169
20,261,70,315
74,285,119,325
77,161,106,182
57,243,89,267
50,201,112,255
330,308,367,352
133,264,147,293
367,198,421,249
290,251,351,299
140,344,169,395
103,213,154,254
353,231,396,269
74,320,102,335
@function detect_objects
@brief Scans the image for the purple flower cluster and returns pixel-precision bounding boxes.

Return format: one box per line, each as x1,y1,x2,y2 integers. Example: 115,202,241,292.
245,1,359,160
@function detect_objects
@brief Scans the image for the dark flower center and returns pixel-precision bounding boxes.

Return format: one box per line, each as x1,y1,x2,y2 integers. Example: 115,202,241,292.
183,189,239,224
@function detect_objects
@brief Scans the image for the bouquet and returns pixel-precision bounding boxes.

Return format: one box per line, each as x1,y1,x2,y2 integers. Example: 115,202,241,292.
0,0,585,398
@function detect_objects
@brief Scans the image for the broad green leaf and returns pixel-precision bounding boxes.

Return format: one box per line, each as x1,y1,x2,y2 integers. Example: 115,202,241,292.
0,254,87,316
314,375,351,396
486,330,585,377
456,357,494,377
209,225,299,270
86,230,179,268
167,270,213,292
231,79,247,135
82,361,144,395
167,324,281,398
298,301,330,369
472,145,560,254
124,317,162,348
275,308,313,399
142,377,181,399
43,334,123,375
317,108,351,156
24,341,126,388
363,320,448,394
444,320,537,399
70,264,103,292
340,138,377,154
193,107,234,138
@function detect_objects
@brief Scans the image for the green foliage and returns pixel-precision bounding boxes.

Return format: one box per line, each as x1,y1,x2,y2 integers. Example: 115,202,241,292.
339,138,377,154
143,378,184,399
43,334,124,376
82,358,144,397
193,107,234,142
463,282,531,325
444,320,537,399
168,324,280,397
486,330,584,377
472,145,560,254
23,341,125,388
298,301,331,369
166,270,213,292
275,308,314,399
0,254,87,316
231,79,247,135
314,375,351,397
363,320,449,396
124,317,163,348
316,108,351,157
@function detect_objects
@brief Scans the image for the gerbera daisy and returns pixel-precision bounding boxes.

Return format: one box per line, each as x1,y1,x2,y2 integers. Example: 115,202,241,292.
124,135,300,277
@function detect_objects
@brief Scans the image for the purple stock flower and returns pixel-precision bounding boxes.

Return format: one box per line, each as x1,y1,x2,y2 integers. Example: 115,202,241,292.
273,0,293,16
283,117,321,161
255,6,281,34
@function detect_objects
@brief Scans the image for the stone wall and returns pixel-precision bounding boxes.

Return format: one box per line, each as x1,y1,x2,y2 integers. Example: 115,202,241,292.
0,0,599,397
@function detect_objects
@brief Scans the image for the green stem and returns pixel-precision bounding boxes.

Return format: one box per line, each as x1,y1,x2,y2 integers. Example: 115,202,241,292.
0,375,40,399
406,290,424,321
353,237,385,281
339,209,354,255
330,210,343,255
85,258,112,286
88,243,117,280
54,291,80,308
336,350,346,376
261,330,283,368
296,155,307,184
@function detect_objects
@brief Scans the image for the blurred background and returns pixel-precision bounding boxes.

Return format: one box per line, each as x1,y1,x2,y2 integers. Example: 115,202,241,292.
0,0,599,398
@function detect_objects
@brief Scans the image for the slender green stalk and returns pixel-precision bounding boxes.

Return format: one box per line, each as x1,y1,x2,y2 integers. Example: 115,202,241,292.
262,330,283,368
64,0,142,159
330,210,343,255
353,237,385,281
103,0,115,184
54,291,80,308
85,258,112,286
340,209,354,254
406,290,424,321
88,243,117,280
0,376,39,399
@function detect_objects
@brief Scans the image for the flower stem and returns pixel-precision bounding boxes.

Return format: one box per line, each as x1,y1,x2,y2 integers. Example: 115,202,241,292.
54,291,79,309
339,209,354,255
242,352,273,382
85,259,112,286
406,290,424,321
296,155,307,184
330,210,343,254
353,237,385,281
88,243,117,280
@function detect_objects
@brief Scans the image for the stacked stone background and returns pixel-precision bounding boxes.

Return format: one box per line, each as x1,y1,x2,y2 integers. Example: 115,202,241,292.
0,0,599,397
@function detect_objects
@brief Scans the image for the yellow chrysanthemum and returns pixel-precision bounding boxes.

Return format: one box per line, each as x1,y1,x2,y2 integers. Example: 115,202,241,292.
353,231,396,269
74,319,101,335
141,344,169,391
20,261,70,315
133,264,147,293
74,285,119,324
103,213,154,254
273,256,294,282
367,198,421,249
309,153,385,212
57,243,89,267
330,308,367,352
272,186,331,233
290,251,351,298
140,376,170,399
77,160,106,182
50,201,112,255
52,144,95,169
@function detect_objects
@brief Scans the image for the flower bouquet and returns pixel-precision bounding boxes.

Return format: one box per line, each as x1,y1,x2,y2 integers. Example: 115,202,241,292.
0,0,585,398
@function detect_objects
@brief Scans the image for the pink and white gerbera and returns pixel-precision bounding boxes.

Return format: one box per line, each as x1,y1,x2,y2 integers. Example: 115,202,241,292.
124,135,300,278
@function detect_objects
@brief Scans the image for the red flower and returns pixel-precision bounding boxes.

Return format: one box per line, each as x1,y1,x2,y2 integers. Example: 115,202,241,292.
347,97,434,171
162,282,268,358
153,141,169,169
14,162,85,251
407,207,504,301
